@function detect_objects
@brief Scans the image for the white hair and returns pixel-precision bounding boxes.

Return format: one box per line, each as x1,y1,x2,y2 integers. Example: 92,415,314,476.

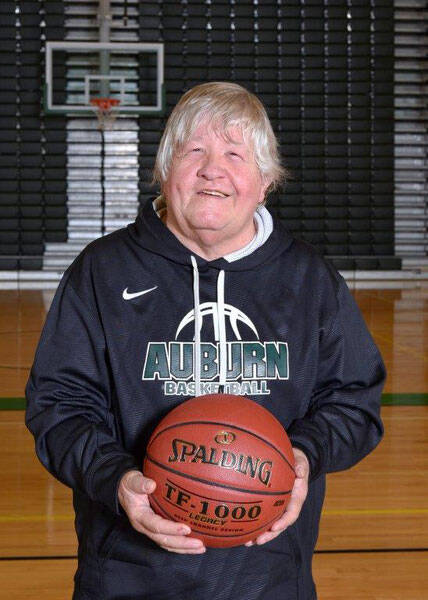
153,82,286,196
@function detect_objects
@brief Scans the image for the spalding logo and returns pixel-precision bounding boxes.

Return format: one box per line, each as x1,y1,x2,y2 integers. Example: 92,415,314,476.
168,438,273,486
214,431,236,445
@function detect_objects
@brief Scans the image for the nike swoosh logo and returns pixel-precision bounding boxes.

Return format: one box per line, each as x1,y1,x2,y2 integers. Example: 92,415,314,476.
122,286,158,300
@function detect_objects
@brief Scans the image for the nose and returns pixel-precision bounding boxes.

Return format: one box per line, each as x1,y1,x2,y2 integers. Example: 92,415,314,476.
197,151,225,180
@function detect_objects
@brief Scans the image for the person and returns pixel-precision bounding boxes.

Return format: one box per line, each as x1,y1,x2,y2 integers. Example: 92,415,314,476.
26,82,385,600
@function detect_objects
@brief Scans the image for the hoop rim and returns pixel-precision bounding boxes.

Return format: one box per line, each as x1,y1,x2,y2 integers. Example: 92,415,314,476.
90,98,121,131
90,97,121,111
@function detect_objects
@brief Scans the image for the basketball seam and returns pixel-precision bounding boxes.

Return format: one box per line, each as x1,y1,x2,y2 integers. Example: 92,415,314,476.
149,494,285,540
145,453,293,496
186,513,284,539
147,420,295,472
165,477,265,504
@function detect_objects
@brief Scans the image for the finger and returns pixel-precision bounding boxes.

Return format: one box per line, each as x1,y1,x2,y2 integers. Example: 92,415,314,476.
255,479,309,544
138,508,206,552
252,511,291,545
255,530,279,545
295,459,309,477
271,496,305,532
271,500,302,531
140,476,156,495
278,478,309,528
119,471,157,502
252,513,289,545
292,448,310,478
126,472,156,495
280,506,301,529
160,545,207,555
135,508,192,537
154,533,205,552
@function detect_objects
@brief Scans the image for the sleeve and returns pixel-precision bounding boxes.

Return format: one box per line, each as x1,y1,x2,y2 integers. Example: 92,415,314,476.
288,276,385,481
25,265,139,514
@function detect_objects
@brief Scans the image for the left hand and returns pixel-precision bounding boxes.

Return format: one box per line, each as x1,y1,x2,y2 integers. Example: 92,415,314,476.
245,447,310,546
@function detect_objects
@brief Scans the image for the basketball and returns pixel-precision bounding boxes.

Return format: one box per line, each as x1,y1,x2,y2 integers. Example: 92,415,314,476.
143,394,295,548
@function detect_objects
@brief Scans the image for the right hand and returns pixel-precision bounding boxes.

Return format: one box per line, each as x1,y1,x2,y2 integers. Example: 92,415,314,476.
118,470,206,554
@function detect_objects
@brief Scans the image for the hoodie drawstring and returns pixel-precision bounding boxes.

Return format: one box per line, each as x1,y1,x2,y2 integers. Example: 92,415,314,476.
216,269,227,387
190,256,226,396
190,256,202,396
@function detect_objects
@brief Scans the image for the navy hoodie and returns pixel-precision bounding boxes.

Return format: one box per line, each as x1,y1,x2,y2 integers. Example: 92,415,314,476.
26,200,385,600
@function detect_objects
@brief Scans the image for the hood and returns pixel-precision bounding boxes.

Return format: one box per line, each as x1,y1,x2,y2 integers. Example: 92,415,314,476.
126,198,294,272
126,199,295,397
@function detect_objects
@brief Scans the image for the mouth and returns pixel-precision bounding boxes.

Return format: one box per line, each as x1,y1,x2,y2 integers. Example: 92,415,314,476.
198,189,230,198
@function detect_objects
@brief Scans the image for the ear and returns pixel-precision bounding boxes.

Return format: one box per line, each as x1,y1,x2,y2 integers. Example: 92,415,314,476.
259,178,273,205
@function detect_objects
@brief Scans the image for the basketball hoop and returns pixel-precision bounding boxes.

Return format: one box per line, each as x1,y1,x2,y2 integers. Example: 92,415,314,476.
90,98,120,131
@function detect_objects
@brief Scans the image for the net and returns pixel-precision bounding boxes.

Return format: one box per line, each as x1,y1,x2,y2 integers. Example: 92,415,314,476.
90,98,121,131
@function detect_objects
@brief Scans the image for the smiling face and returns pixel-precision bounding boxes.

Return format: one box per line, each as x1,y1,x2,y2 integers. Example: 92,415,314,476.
162,121,271,260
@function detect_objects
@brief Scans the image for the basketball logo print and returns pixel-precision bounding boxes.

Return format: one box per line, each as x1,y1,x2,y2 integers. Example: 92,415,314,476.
176,302,259,341
142,301,289,397
214,431,236,445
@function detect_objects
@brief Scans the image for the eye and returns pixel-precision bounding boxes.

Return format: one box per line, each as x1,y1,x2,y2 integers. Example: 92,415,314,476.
182,146,202,156
228,151,242,159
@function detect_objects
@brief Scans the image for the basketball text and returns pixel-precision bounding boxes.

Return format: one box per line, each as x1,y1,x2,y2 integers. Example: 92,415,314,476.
168,438,273,486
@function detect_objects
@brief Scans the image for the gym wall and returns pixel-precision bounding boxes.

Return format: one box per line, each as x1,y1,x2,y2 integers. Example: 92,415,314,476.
0,1,407,274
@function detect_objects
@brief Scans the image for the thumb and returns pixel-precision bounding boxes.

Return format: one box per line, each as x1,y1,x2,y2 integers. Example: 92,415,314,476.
124,470,156,495
140,474,156,495
292,448,310,479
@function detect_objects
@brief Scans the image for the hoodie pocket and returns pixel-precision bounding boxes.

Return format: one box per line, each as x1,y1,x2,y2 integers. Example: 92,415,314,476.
97,520,122,563
84,505,123,564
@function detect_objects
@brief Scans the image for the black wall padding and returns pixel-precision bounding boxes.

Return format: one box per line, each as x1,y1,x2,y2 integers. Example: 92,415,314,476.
138,0,399,271
0,1,67,270
0,1,399,271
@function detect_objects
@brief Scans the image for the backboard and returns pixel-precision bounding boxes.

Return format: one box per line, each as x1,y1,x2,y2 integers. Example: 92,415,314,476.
45,41,164,115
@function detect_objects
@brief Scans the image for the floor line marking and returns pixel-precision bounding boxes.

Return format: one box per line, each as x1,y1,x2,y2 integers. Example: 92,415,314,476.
1,549,427,561
0,515,74,523
323,508,428,516
1,508,427,523
315,548,428,554
0,556,77,561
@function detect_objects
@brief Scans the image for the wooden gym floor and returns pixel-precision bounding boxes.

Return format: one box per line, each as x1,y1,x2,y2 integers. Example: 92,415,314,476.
0,286,427,599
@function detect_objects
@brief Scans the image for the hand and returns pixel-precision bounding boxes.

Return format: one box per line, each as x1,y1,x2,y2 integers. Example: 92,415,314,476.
245,447,310,546
118,470,206,554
